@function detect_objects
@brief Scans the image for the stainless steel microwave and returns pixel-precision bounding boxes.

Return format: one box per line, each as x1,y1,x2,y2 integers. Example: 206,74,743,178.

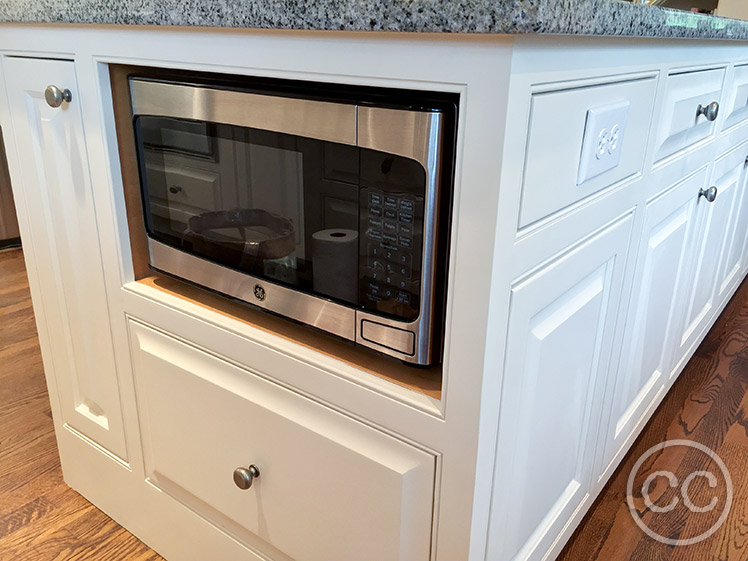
130,72,456,365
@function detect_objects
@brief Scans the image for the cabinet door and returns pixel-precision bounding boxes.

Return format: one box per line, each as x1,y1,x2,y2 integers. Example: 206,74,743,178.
714,146,748,307
3,57,127,459
597,170,702,478
485,213,633,561
674,157,739,367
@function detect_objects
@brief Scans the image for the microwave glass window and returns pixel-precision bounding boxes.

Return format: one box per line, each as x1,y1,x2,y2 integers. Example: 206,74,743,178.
135,116,425,322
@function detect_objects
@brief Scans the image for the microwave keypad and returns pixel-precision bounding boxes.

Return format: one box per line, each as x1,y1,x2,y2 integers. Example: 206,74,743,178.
360,188,422,321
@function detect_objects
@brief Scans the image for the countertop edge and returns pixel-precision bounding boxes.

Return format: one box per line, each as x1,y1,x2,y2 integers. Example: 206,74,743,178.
0,0,747,41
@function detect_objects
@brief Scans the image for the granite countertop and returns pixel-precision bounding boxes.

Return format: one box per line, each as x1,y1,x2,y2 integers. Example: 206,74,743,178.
1,0,747,40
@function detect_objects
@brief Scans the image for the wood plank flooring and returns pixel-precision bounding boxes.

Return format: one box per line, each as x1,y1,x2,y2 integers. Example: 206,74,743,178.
0,248,163,561
4,244,748,561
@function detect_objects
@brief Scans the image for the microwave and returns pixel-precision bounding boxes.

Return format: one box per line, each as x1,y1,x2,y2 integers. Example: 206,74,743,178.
129,71,457,365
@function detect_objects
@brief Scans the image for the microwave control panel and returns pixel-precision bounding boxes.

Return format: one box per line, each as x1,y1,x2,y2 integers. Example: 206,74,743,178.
359,151,425,323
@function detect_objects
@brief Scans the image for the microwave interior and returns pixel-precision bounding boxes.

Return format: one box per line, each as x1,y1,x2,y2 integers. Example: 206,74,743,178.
137,118,427,321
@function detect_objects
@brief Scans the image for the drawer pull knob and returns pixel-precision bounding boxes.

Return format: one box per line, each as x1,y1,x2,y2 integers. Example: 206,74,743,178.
233,465,260,490
44,85,72,108
699,186,718,203
169,185,183,194
697,101,720,122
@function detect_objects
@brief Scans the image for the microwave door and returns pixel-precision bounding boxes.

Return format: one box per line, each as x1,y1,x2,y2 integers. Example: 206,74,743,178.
130,77,449,365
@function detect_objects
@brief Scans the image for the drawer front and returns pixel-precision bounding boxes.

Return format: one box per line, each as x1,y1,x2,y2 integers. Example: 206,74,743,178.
723,64,748,131
127,319,435,561
519,76,656,229
654,67,726,163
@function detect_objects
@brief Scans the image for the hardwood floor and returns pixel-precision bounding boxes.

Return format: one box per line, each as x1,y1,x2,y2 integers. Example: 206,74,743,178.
4,243,748,561
0,248,162,561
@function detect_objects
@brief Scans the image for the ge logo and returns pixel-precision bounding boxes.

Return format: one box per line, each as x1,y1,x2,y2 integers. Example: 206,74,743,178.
627,440,733,546
253,285,266,301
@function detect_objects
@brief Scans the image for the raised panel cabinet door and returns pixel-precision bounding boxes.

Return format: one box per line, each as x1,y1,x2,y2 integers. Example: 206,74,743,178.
3,57,127,459
674,158,738,368
714,145,748,307
485,213,633,561
596,169,703,479
127,319,435,561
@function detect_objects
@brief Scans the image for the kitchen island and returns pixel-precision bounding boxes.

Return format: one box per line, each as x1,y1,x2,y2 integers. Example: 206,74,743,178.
1,2,748,561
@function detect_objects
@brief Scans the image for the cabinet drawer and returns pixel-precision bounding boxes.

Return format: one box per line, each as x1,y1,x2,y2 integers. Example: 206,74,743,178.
519,76,656,229
723,64,748,131
654,67,726,163
127,319,435,561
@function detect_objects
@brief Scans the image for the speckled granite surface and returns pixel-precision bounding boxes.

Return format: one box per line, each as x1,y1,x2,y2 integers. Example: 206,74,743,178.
0,0,746,39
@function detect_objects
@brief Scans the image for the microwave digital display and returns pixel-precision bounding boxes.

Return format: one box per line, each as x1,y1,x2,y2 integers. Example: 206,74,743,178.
130,73,456,365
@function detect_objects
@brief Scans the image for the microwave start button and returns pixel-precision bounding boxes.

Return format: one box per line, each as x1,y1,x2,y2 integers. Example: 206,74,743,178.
361,320,416,356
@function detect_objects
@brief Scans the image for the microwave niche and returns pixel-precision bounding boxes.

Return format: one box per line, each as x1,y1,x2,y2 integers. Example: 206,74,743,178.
131,73,456,366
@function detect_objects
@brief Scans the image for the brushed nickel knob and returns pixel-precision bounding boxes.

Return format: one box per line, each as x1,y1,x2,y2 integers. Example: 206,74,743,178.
44,85,72,108
697,101,719,122
699,186,718,203
233,465,260,490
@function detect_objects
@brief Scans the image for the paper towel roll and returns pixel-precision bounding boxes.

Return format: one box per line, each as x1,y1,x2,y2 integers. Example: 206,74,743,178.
312,229,359,303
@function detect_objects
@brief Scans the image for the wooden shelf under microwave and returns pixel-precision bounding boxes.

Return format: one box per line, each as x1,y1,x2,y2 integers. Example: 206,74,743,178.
137,273,442,400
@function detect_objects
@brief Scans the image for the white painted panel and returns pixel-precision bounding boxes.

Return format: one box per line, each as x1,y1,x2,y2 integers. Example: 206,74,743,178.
3,56,127,459
486,213,633,561
723,64,748,130
519,76,656,228
714,143,748,305
675,156,737,366
128,319,435,561
655,67,726,163
597,169,702,477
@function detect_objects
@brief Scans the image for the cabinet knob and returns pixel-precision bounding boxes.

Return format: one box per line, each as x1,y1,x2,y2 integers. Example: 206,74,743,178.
169,185,182,194
697,101,719,122
233,465,260,490
44,85,72,108
699,186,718,203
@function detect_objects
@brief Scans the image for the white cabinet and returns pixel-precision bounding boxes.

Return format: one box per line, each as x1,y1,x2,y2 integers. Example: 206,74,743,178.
722,64,748,132
596,169,703,477
673,150,740,365
654,67,726,163
713,143,748,307
2,56,127,459
486,213,633,561
519,77,656,229
127,319,435,561
5,26,748,561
